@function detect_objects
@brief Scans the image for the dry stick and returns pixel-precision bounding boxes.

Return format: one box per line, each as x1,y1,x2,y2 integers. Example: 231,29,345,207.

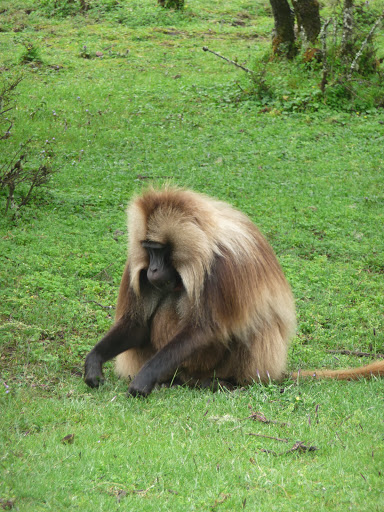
84,300,115,310
347,9,384,80
202,46,255,75
283,441,318,454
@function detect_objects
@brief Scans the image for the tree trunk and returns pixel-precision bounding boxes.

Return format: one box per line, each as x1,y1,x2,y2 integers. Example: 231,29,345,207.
341,0,354,58
291,0,321,44
269,0,296,58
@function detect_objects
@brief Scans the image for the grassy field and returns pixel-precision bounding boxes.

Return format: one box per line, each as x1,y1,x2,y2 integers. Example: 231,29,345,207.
1,1,384,510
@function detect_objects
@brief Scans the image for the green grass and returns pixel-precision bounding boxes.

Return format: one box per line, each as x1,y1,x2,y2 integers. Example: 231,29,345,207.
2,380,384,511
1,0,384,510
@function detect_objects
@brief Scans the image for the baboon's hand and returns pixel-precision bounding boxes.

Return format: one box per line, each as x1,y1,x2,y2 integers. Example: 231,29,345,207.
84,352,105,388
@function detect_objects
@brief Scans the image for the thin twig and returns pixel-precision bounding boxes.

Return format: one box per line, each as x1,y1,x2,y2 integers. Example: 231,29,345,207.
335,431,345,448
202,46,255,74
245,411,289,426
0,107,13,116
283,441,318,455
83,300,115,310
0,122,13,140
0,142,26,173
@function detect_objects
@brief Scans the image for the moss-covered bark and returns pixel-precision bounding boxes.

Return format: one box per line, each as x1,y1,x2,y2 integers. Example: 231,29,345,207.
292,0,321,44
269,0,297,58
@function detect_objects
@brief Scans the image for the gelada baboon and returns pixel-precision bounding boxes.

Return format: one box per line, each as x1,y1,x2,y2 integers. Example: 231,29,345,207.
84,187,383,396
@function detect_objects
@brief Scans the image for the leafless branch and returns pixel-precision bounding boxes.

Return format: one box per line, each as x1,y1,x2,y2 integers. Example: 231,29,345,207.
347,9,384,79
202,47,255,75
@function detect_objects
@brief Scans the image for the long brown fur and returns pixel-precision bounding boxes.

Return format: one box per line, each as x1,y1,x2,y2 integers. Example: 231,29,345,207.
291,360,384,380
86,186,383,393
115,186,296,385
116,188,384,384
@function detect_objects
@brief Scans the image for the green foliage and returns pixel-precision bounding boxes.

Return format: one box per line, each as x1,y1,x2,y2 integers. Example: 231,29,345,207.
39,0,91,17
242,59,384,113
158,0,184,9
242,2,384,113
38,0,189,25
239,69,383,114
18,42,43,64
